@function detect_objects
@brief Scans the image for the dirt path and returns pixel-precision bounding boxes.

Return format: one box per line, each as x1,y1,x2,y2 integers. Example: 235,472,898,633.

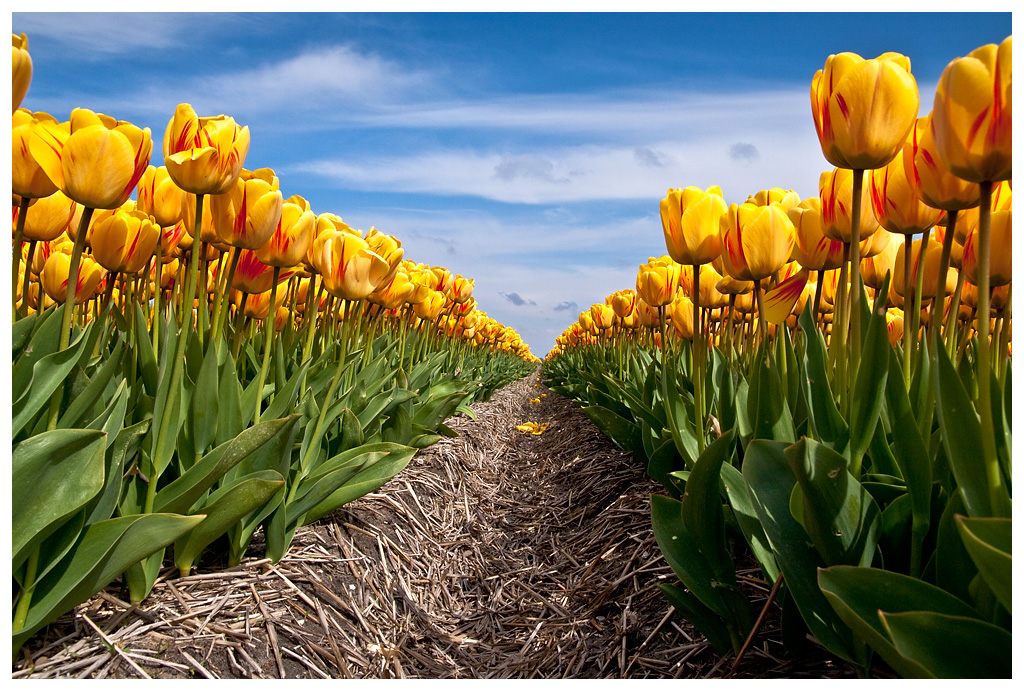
14,372,857,679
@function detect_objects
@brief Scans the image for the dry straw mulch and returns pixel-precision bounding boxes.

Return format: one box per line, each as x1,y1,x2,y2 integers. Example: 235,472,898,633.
14,371,864,679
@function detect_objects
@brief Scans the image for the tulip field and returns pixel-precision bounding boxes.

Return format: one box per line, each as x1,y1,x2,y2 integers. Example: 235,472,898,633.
11,30,1012,679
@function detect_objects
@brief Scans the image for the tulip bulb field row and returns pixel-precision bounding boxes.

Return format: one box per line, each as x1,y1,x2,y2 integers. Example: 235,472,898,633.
543,38,1011,678
12,33,537,654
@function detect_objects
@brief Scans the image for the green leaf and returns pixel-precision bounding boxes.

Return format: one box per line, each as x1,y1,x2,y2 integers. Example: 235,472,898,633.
190,343,221,454
955,516,1011,614
173,471,286,576
848,289,889,465
298,443,417,526
133,302,159,394
12,306,61,401
720,462,778,583
742,440,855,663
681,429,737,580
746,345,795,443
934,344,995,518
57,339,124,430
12,513,204,652
880,610,1011,679
12,323,94,437
657,582,734,655
215,342,244,446
87,419,149,525
582,405,643,458
263,360,311,422
13,429,108,569
818,564,983,678
156,415,300,515
785,437,881,568
12,308,42,359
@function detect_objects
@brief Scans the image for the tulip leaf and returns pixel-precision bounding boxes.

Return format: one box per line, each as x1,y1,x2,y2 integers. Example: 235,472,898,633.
12,428,108,570
746,346,795,444
12,308,43,359
87,419,149,525
57,339,124,430
660,369,698,469
12,305,62,403
582,405,643,459
786,438,881,567
880,610,1011,679
12,513,205,652
216,343,244,446
12,323,93,437
263,360,311,422
817,564,988,679
657,582,735,655
190,344,221,455
742,439,855,663
798,304,850,453
173,471,286,576
720,462,779,583
681,428,737,580
933,344,993,518
955,515,1011,614
133,302,159,394
848,288,889,467
298,443,417,526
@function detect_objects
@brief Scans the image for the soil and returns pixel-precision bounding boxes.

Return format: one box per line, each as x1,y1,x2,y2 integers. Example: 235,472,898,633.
13,371,875,679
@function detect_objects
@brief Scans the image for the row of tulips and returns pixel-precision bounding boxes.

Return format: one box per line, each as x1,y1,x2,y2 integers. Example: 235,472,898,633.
11,33,537,654
544,38,1011,678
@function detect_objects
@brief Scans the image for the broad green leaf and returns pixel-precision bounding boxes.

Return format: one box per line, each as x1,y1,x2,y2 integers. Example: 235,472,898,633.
215,342,244,445
955,516,1011,614
681,429,737,580
786,438,881,568
57,339,124,429
721,462,779,583
742,440,855,662
657,582,734,655
190,343,221,454
263,360,311,422
12,323,93,437
848,288,889,466
583,405,643,458
934,344,996,518
12,513,204,652
87,419,149,525
746,346,795,444
880,610,1011,679
12,308,42,359
12,305,61,401
133,302,158,394
173,471,286,576
13,429,107,569
818,564,982,678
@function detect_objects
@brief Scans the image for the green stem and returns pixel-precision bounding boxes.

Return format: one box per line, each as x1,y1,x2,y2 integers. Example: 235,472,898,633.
849,169,864,400
12,546,39,632
910,230,931,377
902,234,914,388
211,246,242,349
932,210,958,349
151,232,163,353
946,268,967,356
692,264,705,454
253,266,282,423
20,239,37,320
974,181,1007,518
13,196,30,318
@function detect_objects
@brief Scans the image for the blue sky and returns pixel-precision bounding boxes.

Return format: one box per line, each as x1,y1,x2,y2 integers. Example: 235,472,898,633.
12,8,1012,356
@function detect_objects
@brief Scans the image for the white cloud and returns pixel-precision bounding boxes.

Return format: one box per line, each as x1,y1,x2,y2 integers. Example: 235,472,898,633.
13,12,216,53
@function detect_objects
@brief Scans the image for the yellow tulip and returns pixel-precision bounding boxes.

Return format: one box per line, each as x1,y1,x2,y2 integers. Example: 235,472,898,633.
893,236,958,300
30,108,153,210
930,36,1012,183
789,196,844,272
236,285,288,320
719,202,795,282
590,303,615,330
660,185,727,266
255,195,315,268
90,208,161,274
413,289,447,321
231,248,296,295
861,230,902,290
818,167,882,244
163,103,250,195
869,149,945,235
181,191,221,244
430,266,456,293
369,269,417,310
903,115,980,212
21,190,76,242
312,231,391,301
680,263,729,308
746,188,801,213
209,168,283,250
364,227,405,287
12,33,32,113
12,109,61,200
40,251,104,304
962,208,1012,287
636,256,681,308
669,290,694,339
609,289,637,319
449,274,474,304
136,165,186,228
957,181,1012,243
811,51,919,170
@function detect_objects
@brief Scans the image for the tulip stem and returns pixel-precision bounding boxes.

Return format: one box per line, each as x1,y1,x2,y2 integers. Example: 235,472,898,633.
46,207,94,431
848,169,864,397
946,269,967,356
21,240,37,320
692,264,706,455
974,181,1008,518
254,266,282,424
211,246,242,349
833,243,850,416
812,270,824,333
932,210,957,349
151,233,163,353
902,234,914,388
13,197,30,319
910,230,931,378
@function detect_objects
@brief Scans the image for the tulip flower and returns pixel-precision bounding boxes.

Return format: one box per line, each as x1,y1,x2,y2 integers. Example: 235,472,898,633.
819,167,881,244
364,227,405,287
719,202,795,283
746,188,801,213
590,303,616,331
860,231,901,290
256,195,315,268
40,251,104,305
30,108,152,211
231,248,295,296
903,115,980,213
660,185,727,266
789,197,845,272
136,165,186,228
811,51,919,171
209,168,284,250
931,36,1012,185
962,208,1011,288
21,190,75,243
958,181,1011,244
413,289,447,321
449,274,474,304
369,269,417,310
430,266,456,294
163,103,250,196
90,208,161,275
312,231,391,301
12,33,31,113
12,110,61,201
870,150,945,236
636,256,681,308
669,290,694,339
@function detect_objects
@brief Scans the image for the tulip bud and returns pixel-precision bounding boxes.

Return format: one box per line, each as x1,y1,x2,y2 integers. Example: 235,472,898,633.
12,34,32,113
90,208,161,274
41,251,104,304
163,103,250,195
660,185,727,266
